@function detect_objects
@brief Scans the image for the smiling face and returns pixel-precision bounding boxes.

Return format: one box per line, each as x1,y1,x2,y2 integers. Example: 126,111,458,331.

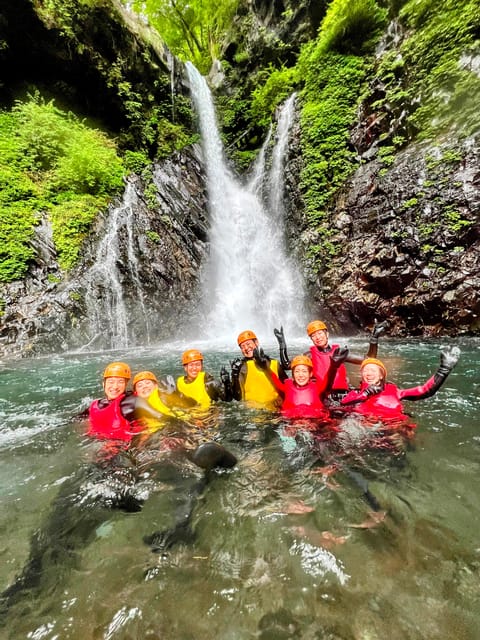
292,364,312,386
103,376,127,401
310,329,329,349
134,379,157,398
239,339,258,359
184,359,203,381
361,364,384,386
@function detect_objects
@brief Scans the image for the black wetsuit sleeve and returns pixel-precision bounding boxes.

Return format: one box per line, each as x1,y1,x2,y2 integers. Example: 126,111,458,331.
119,393,137,422
204,373,225,401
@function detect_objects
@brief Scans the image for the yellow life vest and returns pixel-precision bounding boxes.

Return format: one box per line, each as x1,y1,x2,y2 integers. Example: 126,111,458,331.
243,359,281,409
176,371,212,409
142,388,178,433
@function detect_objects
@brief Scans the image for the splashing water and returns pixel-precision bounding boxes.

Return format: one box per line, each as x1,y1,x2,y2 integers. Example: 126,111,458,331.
186,63,307,342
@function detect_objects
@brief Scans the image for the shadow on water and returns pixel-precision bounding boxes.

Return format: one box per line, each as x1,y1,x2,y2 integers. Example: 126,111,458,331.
0,433,237,634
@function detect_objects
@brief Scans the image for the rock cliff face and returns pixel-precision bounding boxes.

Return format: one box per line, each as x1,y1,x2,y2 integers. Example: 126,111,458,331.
1,1,479,360
0,145,208,358
311,138,480,336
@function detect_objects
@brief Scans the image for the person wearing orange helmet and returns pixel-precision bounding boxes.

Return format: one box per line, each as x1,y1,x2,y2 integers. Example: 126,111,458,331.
274,319,387,401
230,330,287,409
131,370,183,432
339,347,460,422
176,349,232,409
87,362,142,442
253,349,347,420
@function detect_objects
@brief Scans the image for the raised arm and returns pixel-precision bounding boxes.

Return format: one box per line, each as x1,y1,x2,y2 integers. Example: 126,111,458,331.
399,346,460,401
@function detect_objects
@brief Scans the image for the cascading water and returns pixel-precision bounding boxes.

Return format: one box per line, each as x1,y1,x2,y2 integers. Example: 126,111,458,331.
186,63,306,342
83,181,149,350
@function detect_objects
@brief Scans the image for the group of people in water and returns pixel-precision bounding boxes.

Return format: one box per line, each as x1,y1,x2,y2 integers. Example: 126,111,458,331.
87,319,461,450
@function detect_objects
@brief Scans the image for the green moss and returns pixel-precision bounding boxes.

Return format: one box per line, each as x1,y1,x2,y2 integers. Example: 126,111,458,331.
377,0,480,140
0,95,126,281
146,230,161,243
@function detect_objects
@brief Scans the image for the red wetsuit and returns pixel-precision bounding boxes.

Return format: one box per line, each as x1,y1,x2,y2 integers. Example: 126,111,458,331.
269,372,330,419
309,344,349,391
340,375,444,422
88,394,139,441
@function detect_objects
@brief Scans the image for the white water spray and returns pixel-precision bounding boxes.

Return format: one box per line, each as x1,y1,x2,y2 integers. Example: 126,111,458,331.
84,182,149,349
186,63,306,342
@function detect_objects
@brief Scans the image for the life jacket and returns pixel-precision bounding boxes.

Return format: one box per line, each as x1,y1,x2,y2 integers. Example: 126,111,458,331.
342,382,407,420
176,371,211,409
310,344,349,390
243,359,281,409
136,388,179,434
280,379,329,419
88,395,133,441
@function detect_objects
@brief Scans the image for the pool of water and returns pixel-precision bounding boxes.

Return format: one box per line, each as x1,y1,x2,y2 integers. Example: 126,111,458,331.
0,337,478,639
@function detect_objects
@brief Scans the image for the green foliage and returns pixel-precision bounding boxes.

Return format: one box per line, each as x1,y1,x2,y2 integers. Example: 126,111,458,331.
312,0,387,56
0,95,126,281
378,0,480,139
123,150,151,174
299,52,368,226
130,0,240,74
49,194,109,270
249,65,298,128
293,0,388,272
146,230,161,243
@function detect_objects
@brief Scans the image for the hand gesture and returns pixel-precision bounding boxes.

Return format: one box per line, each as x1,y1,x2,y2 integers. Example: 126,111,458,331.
440,346,461,371
159,374,176,394
331,345,349,365
364,384,383,397
370,319,388,343
230,358,243,378
274,326,286,349
220,366,230,385
253,347,269,370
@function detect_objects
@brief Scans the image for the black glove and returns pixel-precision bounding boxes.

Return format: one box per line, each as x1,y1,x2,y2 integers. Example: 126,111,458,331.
364,384,383,397
220,366,230,386
230,358,242,379
274,325,291,369
158,374,176,394
253,347,269,370
274,326,286,349
331,345,349,366
438,346,461,376
370,319,388,344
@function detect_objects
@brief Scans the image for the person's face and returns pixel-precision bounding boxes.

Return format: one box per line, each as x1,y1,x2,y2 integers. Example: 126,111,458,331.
103,377,127,401
362,364,384,386
184,360,203,380
293,365,311,386
239,339,258,358
310,329,329,348
134,379,157,398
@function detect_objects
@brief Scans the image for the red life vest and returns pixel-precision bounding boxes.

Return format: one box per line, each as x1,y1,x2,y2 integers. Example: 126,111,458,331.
342,382,407,420
281,379,329,419
88,395,133,441
309,344,349,390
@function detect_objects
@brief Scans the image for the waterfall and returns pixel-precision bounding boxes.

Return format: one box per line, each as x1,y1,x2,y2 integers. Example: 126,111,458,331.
83,182,149,350
186,63,307,343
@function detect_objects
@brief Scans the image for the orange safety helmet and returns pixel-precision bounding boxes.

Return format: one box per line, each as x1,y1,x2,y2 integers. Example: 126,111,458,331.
132,370,158,389
237,330,258,346
306,320,328,336
290,355,313,370
103,362,131,380
182,349,204,365
361,358,387,379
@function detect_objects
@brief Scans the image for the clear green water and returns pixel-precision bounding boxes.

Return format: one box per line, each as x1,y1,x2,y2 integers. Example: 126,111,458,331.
0,338,478,639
